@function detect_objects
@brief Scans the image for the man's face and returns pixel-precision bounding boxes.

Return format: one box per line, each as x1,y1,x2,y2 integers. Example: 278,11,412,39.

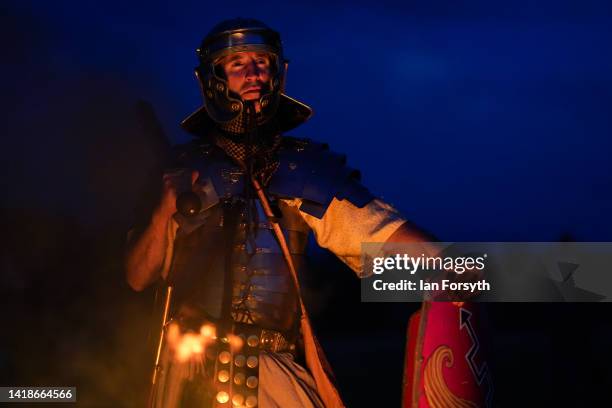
219,51,273,112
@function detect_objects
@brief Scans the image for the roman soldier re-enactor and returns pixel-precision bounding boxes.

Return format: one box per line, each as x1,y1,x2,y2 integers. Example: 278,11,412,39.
125,18,437,408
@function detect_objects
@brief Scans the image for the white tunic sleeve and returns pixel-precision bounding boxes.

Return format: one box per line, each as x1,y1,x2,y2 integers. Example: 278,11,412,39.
282,198,406,276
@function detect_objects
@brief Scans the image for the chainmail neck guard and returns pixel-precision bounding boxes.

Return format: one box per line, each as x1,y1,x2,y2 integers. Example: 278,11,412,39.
213,108,282,186
217,103,271,135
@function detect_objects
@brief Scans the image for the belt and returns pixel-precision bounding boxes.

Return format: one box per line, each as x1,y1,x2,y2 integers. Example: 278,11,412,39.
174,309,297,355
232,322,296,355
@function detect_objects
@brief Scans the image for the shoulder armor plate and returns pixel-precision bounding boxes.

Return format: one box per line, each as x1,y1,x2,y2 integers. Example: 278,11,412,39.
171,137,374,220
268,137,374,218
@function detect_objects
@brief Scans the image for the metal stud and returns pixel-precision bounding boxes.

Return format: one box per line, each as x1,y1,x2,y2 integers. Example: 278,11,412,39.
261,99,268,107
288,162,297,170
218,370,229,383
206,90,214,99
216,391,230,404
245,395,258,407
234,372,245,385
219,351,231,364
234,354,246,367
246,376,258,389
232,393,245,406
216,83,225,92
231,103,240,112
247,335,259,347
246,355,258,368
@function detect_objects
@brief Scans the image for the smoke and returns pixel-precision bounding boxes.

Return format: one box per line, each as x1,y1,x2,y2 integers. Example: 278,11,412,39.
0,5,168,406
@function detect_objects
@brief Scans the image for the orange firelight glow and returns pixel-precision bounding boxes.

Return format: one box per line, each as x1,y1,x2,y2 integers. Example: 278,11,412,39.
166,322,218,363
227,333,244,351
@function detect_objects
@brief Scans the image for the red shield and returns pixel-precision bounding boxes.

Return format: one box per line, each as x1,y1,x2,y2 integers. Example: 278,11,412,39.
402,301,493,408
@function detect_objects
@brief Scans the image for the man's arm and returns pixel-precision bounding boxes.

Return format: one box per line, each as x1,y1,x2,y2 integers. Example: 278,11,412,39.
124,170,197,291
286,195,442,276
125,209,173,291
383,220,441,256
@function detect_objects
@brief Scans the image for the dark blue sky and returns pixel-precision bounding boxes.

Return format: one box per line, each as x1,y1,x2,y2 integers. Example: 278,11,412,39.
3,0,612,241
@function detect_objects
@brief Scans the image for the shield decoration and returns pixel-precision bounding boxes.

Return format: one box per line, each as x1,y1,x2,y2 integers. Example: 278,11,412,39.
402,301,493,408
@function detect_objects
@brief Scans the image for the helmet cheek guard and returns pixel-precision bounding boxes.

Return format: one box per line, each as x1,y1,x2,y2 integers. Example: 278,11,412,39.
194,65,243,123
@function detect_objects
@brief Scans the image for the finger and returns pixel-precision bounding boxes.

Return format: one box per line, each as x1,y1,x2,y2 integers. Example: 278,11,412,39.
163,177,175,189
162,173,178,187
191,170,200,185
162,180,178,196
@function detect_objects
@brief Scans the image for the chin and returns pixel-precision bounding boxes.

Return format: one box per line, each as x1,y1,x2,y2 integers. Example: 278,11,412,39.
241,93,260,101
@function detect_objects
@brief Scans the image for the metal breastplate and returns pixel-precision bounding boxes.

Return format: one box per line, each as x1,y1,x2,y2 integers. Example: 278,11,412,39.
230,199,308,333
170,173,310,335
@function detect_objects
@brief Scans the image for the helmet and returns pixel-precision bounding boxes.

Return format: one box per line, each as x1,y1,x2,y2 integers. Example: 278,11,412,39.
181,18,312,136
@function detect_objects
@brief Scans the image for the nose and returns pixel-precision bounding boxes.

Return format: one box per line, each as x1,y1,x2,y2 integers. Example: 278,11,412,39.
245,59,261,81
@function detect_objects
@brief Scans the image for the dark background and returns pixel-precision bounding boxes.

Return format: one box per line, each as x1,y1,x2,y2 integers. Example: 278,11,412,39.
1,0,611,406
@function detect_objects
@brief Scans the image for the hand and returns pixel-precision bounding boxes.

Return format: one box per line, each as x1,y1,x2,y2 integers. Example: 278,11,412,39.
155,169,199,220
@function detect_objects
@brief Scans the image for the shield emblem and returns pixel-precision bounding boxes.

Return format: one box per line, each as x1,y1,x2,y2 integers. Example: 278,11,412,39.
402,301,493,408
